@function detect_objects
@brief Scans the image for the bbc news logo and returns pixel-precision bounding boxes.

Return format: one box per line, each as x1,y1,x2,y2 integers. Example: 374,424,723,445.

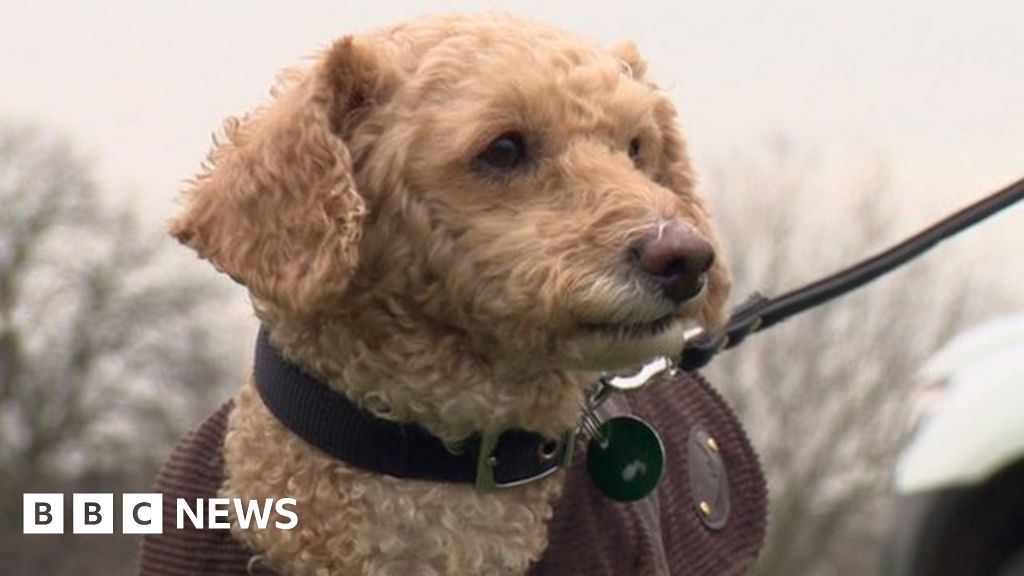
23,493,298,534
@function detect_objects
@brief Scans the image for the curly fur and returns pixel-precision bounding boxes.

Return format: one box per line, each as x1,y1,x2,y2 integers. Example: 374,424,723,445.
171,13,730,575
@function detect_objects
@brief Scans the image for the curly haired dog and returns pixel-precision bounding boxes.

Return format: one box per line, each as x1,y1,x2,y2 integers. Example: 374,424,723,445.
166,13,733,575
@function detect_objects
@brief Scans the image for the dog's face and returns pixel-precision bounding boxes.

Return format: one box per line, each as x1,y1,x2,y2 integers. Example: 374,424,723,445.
171,14,729,375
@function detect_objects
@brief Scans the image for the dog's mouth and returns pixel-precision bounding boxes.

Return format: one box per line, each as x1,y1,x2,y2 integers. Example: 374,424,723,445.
573,277,707,342
563,314,688,371
559,276,708,370
578,313,678,340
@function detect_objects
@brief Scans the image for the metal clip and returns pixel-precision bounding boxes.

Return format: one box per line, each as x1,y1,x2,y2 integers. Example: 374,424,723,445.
601,355,677,392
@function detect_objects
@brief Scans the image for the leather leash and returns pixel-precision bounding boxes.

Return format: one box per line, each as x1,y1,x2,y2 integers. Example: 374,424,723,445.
678,175,1024,371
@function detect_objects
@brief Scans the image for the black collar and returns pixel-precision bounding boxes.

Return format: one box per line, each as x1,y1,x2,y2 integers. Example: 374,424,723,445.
252,328,574,491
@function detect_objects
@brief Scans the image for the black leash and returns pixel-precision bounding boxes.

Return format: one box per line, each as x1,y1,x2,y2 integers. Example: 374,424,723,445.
678,176,1024,371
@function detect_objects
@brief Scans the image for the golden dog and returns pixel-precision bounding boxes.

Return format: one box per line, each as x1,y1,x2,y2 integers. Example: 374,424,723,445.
169,13,730,575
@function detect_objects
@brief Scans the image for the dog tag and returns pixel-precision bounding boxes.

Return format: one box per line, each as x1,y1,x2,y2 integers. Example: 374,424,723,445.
586,416,665,502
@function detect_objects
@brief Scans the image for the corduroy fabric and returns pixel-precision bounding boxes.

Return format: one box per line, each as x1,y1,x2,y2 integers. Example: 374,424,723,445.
138,402,259,575
138,373,766,575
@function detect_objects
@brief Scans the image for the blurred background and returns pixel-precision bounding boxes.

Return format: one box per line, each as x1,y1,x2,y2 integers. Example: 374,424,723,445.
1,1,1021,574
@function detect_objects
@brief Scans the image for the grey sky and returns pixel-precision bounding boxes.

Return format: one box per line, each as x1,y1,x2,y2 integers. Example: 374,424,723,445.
3,0,1022,296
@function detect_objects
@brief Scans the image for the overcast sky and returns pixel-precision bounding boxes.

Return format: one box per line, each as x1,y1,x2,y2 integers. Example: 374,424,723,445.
2,0,1022,301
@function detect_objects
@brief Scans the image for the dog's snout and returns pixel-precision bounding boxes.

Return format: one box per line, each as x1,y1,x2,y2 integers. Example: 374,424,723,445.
635,222,715,303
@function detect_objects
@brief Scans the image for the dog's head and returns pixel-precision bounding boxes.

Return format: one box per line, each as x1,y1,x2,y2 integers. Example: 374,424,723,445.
171,14,730,377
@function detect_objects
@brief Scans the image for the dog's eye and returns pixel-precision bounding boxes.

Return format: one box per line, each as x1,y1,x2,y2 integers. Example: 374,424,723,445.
476,132,528,172
628,137,642,163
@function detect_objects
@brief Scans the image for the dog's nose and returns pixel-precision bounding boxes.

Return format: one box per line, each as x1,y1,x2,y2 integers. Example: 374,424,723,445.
635,222,715,303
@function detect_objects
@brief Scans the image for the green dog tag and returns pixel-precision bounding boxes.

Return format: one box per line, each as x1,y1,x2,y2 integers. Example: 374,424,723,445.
586,416,665,502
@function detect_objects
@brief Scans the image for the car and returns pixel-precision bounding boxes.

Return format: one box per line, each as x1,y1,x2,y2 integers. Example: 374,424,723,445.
886,312,1024,576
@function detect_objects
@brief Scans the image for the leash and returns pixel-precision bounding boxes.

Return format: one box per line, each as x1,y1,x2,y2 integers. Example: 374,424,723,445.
678,175,1024,371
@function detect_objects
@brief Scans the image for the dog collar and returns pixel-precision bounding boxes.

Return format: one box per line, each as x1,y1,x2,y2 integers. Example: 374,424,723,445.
252,328,574,491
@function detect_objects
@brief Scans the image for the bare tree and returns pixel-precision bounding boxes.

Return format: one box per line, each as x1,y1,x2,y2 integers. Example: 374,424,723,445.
703,139,1012,575
0,121,236,575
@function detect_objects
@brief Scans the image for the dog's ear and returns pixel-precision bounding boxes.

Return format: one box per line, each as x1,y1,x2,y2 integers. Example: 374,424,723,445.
609,41,649,80
170,38,389,315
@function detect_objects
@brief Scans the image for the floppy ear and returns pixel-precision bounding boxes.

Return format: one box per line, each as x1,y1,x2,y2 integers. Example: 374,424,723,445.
170,37,386,315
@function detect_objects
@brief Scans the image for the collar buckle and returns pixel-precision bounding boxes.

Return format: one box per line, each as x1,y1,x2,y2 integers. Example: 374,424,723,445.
474,429,576,492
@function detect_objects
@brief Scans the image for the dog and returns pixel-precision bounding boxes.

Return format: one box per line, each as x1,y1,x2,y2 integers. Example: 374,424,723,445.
152,12,746,576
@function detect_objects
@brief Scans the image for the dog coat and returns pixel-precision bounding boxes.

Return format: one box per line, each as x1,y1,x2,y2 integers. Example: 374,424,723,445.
139,372,766,575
